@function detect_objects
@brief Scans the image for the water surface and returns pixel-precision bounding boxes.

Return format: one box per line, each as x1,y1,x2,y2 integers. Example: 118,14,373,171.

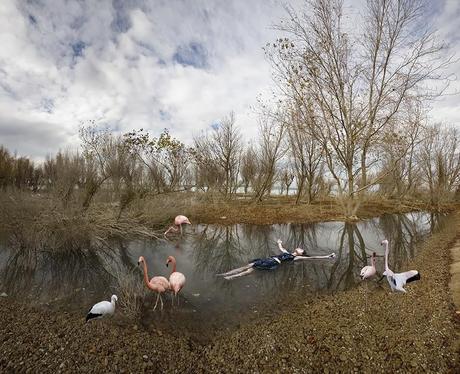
0,212,441,339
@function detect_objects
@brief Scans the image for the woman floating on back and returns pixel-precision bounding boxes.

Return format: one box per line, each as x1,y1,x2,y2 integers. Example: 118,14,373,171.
217,239,335,280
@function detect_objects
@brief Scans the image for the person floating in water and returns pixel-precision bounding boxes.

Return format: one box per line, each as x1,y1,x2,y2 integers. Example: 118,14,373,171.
217,239,336,280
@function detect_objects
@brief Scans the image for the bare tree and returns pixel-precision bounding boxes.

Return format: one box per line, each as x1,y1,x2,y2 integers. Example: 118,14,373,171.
286,102,324,204
279,165,295,196
193,112,242,197
124,129,190,193
378,100,426,199
253,114,287,202
418,124,460,207
268,0,451,215
240,143,259,194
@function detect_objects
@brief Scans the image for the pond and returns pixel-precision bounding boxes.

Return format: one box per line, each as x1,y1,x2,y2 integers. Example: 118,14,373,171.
0,212,442,341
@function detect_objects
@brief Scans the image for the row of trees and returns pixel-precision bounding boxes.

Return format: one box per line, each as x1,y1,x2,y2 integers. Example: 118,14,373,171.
0,0,459,216
0,108,459,210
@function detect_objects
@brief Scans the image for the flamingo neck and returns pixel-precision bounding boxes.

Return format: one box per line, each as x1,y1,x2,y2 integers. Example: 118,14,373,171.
169,259,177,273
141,261,152,288
384,242,390,271
371,256,376,268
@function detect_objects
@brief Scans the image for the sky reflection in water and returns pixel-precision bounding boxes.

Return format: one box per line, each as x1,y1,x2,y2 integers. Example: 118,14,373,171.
0,212,441,334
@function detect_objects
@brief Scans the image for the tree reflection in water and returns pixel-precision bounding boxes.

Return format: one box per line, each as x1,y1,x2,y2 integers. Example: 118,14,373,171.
0,212,441,314
1,245,114,308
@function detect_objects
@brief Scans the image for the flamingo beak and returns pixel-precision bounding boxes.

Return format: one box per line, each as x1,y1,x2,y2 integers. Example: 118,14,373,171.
166,263,169,267
137,261,140,266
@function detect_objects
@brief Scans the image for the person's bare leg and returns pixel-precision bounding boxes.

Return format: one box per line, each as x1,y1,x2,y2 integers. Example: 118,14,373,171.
224,268,255,280
217,263,254,277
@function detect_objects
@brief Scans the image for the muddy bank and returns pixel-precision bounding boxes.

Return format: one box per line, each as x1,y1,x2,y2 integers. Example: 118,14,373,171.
1,214,460,373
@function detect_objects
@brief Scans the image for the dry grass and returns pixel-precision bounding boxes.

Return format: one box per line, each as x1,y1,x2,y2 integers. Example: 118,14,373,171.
150,193,457,226
114,267,146,319
1,191,457,255
0,192,163,254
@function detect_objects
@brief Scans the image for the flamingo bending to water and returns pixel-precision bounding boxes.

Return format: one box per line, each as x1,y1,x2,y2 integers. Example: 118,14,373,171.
164,215,191,237
86,295,118,322
138,256,170,310
381,239,420,293
360,252,377,280
166,255,186,305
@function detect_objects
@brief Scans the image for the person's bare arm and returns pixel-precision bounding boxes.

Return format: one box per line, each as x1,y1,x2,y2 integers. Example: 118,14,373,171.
293,253,336,261
276,239,288,253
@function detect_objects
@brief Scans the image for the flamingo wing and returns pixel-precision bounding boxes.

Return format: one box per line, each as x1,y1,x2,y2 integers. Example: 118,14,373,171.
170,272,186,292
150,276,170,291
360,265,376,280
395,270,420,285
384,270,398,291
175,215,190,225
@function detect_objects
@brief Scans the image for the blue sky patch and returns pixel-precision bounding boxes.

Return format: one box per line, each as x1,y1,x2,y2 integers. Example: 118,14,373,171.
159,110,171,121
71,41,86,58
173,42,208,69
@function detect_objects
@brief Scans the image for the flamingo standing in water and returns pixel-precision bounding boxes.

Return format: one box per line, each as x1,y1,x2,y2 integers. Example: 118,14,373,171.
138,256,170,310
164,215,191,237
166,255,186,305
381,239,421,293
360,252,377,280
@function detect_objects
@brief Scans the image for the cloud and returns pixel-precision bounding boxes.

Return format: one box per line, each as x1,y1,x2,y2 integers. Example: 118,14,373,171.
0,0,457,161
0,114,76,161
0,0,298,159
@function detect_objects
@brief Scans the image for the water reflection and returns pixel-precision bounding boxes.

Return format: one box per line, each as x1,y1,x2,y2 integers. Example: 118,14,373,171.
0,212,441,328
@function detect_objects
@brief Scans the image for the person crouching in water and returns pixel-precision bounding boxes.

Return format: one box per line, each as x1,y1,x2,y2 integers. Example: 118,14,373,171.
217,239,336,280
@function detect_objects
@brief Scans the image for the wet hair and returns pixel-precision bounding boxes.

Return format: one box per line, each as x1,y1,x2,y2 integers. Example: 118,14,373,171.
295,248,307,256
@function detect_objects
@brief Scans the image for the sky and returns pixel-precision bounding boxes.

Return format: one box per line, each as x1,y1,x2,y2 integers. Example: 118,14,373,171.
0,0,459,161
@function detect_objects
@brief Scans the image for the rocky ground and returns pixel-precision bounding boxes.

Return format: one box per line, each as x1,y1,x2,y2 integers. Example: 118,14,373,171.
1,214,460,373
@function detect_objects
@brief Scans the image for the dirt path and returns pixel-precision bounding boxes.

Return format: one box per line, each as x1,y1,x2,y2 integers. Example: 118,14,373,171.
1,214,460,373
449,240,460,311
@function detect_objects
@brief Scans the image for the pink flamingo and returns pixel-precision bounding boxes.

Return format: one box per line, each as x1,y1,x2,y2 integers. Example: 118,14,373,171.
360,252,377,280
164,215,191,237
137,256,170,310
166,256,186,305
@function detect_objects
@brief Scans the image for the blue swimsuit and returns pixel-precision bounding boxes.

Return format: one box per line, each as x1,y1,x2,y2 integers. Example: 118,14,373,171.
251,252,295,270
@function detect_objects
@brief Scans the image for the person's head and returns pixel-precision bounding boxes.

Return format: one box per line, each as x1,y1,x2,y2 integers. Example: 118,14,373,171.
293,248,307,256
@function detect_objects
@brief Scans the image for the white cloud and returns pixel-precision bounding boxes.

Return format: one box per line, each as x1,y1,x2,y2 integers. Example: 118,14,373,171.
0,0,458,160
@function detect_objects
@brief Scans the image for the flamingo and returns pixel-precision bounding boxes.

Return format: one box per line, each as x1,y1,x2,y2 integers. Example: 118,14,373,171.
166,255,186,305
360,252,377,280
138,256,170,310
86,295,118,322
381,239,421,293
164,215,191,237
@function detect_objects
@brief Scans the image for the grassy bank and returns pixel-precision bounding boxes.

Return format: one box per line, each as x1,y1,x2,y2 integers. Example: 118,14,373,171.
1,211,459,373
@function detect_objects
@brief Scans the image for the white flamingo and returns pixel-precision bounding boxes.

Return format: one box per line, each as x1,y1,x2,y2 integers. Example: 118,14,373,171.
360,252,377,280
381,239,420,293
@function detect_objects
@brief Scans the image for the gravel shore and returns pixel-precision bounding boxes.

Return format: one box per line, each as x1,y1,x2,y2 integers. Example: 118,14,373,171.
1,215,459,373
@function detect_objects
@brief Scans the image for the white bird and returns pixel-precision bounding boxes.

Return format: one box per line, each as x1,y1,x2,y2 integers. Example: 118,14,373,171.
360,252,377,280
86,295,118,322
381,239,420,293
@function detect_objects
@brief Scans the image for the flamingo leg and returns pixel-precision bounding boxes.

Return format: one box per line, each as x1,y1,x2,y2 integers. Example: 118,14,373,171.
154,293,160,311
160,294,164,310
164,226,173,237
180,224,183,236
